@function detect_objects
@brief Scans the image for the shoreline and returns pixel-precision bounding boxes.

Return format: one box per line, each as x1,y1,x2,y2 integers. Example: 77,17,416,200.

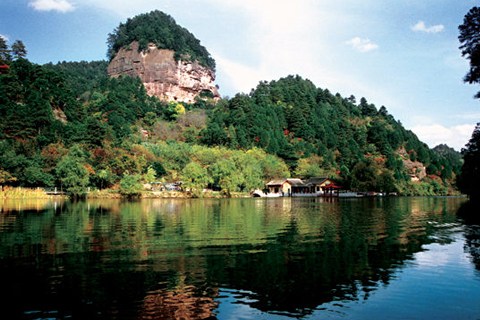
0,187,463,200
0,187,251,200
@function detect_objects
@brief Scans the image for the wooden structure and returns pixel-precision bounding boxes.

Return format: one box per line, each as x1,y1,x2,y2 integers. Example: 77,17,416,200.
320,181,342,196
263,177,340,197
266,178,303,196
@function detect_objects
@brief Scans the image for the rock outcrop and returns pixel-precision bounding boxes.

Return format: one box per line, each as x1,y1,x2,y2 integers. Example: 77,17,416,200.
397,147,427,181
107,41,220,103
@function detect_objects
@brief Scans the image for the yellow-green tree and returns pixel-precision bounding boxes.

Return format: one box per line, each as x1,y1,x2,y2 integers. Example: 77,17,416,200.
55,145,90,198
180,162,212,195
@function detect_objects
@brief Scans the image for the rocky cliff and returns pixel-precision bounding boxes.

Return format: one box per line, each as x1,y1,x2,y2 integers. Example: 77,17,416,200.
107,41,220,103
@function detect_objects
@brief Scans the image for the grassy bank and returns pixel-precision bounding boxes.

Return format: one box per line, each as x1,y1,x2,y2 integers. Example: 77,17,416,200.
86,189,251,199
0,187,58,199
0,187,250,200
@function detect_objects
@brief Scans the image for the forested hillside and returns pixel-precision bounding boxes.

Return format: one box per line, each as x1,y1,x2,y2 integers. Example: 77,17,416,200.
0,9,463,197
0,55,461,197
200,76,461,195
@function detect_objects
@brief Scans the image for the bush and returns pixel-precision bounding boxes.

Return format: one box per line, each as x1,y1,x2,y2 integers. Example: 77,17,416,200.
119,174,143,198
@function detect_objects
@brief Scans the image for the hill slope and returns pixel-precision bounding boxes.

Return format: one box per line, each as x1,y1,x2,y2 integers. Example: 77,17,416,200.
198,75,461,194
0,11,462,196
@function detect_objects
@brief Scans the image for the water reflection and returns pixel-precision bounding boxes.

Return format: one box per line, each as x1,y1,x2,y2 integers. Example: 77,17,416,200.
141,279,218,320
457,200,480,272
0,197,477,319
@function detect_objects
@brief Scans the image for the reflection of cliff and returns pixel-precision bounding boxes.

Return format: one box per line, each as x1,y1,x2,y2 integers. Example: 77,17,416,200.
141,281,218,320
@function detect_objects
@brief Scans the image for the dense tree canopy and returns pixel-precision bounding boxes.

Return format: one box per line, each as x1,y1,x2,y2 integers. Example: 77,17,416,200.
0,39,462,196
458,123,480,198
107,10,215,71
197,75,459,194
458,7,480,199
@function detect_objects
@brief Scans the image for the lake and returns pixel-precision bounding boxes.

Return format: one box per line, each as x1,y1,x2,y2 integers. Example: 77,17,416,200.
0,197,479,319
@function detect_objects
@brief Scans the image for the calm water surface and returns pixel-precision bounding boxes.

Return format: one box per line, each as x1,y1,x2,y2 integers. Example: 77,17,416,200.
0,197,479,319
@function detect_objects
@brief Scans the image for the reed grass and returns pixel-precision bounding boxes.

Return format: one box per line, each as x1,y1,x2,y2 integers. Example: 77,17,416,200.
0,187,53,199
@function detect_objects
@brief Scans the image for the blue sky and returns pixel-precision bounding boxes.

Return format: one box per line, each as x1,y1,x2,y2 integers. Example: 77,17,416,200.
1,0,479,150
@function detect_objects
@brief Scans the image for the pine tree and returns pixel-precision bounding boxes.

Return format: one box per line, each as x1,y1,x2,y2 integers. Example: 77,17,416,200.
11,40,27,59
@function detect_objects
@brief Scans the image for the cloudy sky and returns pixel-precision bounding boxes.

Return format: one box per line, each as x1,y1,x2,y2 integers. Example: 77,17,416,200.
1,0,479,150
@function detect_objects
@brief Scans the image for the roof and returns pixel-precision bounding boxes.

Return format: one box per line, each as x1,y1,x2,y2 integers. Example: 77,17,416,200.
305,177,330,185
286,178,305,186
266,178,305,186
266,177,339,188
266,179,288,186
323,182,343,189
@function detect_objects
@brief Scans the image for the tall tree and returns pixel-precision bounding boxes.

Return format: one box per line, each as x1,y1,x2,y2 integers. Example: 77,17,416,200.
459,6,480,98
457,123,480,199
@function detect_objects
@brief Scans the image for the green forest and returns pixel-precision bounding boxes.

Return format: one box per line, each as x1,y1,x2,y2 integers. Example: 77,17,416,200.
0,10,474,198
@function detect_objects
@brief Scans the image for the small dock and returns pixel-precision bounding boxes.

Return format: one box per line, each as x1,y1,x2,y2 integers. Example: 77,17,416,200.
44,188,66,196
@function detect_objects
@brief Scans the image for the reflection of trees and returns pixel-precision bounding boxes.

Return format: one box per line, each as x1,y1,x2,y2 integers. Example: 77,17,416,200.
205,198,464,316
457,200,480,271
0,197,470,318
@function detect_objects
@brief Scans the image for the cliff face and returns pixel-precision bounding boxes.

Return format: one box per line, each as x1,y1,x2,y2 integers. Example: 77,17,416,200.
107,41,220,103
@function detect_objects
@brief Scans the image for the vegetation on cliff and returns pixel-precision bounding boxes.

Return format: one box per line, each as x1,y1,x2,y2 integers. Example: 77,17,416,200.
107,10,216,71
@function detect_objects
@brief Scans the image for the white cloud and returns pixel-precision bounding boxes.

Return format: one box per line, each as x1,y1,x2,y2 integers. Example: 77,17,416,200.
415,241,471,269
345,37,378,53
215,55,266,94
203,0,387,100
411,123,475,151
29,0,75,13
75,0,385,99
411,21,444,34
196,0,330,93
0,34,9,42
